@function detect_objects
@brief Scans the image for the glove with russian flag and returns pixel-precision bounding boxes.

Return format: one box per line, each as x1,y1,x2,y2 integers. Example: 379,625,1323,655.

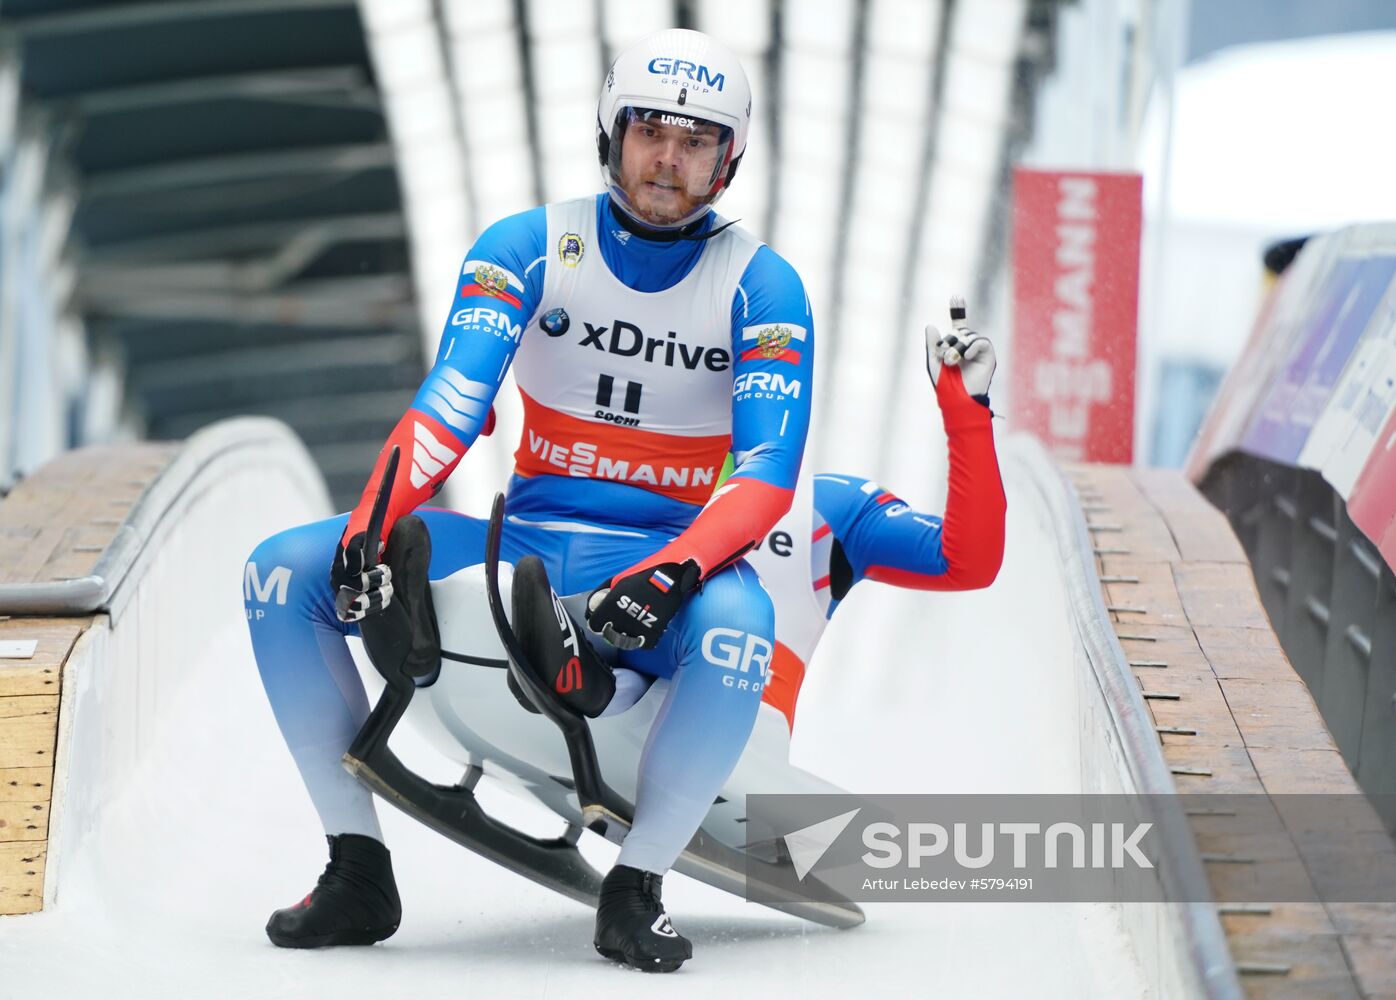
586,560,702,651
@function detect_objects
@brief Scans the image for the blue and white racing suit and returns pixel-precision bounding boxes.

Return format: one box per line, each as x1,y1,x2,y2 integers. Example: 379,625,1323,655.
244,194,813,876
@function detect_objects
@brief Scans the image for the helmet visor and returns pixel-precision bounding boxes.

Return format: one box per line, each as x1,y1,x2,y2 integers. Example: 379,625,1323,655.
604,106,735,230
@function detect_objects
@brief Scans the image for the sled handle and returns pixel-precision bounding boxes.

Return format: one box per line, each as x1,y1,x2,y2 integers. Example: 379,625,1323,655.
361,444,399,561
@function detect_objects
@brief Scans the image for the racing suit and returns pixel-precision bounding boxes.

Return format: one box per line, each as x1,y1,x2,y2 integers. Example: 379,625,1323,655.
244,194,813,875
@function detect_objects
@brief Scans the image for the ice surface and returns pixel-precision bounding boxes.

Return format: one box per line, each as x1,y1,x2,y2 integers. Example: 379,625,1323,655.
0,466,1151,998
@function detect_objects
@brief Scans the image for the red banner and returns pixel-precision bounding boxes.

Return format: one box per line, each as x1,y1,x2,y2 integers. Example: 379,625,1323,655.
1010,168,1142,463
1347,404,1396,571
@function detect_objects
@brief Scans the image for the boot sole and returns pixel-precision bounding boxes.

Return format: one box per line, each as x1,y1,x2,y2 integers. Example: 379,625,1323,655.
266,922,399,949
595,944,688,973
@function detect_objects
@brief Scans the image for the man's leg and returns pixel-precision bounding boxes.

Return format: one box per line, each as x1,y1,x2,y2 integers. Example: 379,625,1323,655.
243,508,495,947
245,515,402,947
246,516,379,838
615,559,772,872
593,560,773,970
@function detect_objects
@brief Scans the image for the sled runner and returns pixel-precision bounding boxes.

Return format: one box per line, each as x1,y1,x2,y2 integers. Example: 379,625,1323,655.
341,448,603,905
343,457,864,928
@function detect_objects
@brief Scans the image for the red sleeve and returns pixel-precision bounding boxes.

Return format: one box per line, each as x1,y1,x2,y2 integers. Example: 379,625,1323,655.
339,408,490,549
610,477,793,582
923,365,1006,589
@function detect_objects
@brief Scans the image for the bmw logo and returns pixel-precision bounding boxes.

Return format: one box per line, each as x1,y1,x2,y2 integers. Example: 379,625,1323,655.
541,307,570,337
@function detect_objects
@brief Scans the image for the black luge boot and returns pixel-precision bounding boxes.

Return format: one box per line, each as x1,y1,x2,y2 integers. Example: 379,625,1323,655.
266,834,402,949
594,864,693,973
510,555,615,718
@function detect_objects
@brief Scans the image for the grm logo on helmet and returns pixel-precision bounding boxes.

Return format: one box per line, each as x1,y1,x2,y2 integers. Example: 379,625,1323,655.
646,57,725,92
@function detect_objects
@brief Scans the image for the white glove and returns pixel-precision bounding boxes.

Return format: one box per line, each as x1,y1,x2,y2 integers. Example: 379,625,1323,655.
924,296,997,399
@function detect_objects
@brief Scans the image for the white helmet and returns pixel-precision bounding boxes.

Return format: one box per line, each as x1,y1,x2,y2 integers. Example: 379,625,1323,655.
597,28,752,231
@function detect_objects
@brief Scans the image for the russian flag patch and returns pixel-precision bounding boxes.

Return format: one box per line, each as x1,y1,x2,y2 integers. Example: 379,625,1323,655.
649,569,675,593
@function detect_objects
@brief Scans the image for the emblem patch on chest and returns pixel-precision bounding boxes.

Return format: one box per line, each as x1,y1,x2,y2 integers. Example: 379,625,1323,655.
558,233,584,267
541,307,570,336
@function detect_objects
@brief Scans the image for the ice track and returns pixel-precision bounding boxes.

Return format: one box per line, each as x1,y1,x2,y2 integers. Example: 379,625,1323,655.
0,427,1156,999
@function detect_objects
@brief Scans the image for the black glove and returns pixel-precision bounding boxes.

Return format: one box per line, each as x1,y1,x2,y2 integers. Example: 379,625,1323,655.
331,530,393,623
586,559,701,650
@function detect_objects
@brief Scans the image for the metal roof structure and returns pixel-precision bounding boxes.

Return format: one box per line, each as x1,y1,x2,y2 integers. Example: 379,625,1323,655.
0,0,1072,505
0,0,418,504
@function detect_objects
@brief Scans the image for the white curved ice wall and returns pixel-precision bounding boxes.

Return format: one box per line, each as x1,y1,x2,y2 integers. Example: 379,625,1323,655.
2,420,1238,999
43,419,332,908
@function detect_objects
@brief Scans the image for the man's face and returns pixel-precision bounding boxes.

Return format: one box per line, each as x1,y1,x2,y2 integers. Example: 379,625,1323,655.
618,112,725,226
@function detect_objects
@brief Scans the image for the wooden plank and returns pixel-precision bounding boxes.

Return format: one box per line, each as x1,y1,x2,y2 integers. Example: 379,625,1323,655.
1161,745,1265,794
0,617,85,664
1166,512,1249,564
0,618,86,697
1100,524,1189,624
1173,562,1275,629
1116,623,1197,642
1338,935,1396,1000
1114,623,1208,665
1295,828,1396,909
43,533,124,583
1110,516,1185,564
1132,468,1249,564
1131,466,1211,507
0,526,61,587
0,738,56,770
0,663,61,699
1194,623,1285,654
0,440,176,587
0,695,59,719
1195,625,1296,682
0,695,59,769
1221,902,1335,938
1134,645,1217,679
0,800,48,841
1105,570,1189,626
1203,850,1319,910
0,767,51,803
1249,748,1363,796
1075,468,1187,563
1327,903,1396,937
1,517,118,586
1220,679,1338,753
1227,932,1360,1000
0,841,45,915
1143,672,1245,748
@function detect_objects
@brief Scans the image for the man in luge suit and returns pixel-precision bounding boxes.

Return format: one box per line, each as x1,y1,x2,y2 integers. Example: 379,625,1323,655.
244,28,812,972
